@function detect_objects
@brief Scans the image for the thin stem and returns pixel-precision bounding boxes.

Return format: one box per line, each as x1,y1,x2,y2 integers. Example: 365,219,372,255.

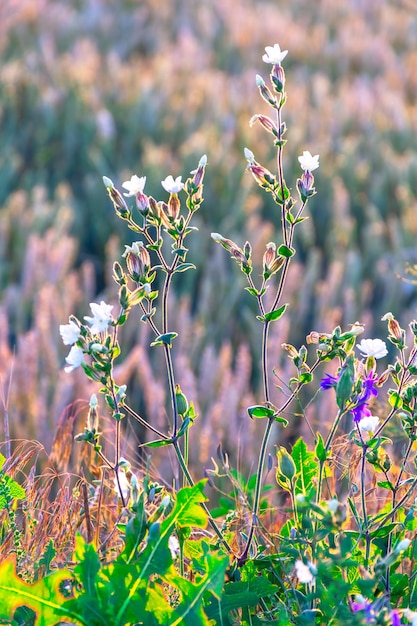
171,439,233,554
124,404,169,440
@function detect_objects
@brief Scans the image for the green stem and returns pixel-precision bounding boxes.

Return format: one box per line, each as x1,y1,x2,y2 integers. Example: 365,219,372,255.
171,439,233,554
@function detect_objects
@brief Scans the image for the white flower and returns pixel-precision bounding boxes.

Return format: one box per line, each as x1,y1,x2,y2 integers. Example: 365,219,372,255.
295,560,316,584
168,535,180,559
161,175,184,194
64,345,84,373
122,175,146,197
326,498,340,513
298,150,320,172
262,44,288,65
357,338,388,359
84,301,113,334
59,320,80,346
359,415,380,434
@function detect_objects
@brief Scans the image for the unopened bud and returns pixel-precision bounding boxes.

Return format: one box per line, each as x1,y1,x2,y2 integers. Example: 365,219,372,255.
297,171,316,203
249,114,278,136
167,193,181,220
87,394,99,432
135,192,150,217
148,196,161,222
382,312,403,341
247,162,276,191
192,154,207,187
123,241,151,282
276,446,296,482
255,75,277,107
271,63,286,93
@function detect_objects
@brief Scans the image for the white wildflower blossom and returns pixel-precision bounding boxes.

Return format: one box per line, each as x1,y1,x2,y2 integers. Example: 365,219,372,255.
262,44,288,65
298,150,320,172
122,175,146,197
168,535,180,559
161,175,184,194
64,345,84,373
357,338,388,359
84,301,113,334
359,415,380,434
295,560,316,584
59,320,80,346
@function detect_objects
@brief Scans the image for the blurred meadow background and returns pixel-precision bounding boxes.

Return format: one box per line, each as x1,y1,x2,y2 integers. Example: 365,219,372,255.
1,0,417,480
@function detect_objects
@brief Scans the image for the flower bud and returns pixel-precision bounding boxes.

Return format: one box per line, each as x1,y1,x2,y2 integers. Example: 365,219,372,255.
175,384,189,416
148,196,161,222
255,75,277,107
249,114,279,137
123,241,151,283
297,171,316,203
247,162,276,191
167,193,181,220
271,63,286,93
192,154,207,187
135,192,150,217
103,178,130,218
276,446,296,484
87,394,99,432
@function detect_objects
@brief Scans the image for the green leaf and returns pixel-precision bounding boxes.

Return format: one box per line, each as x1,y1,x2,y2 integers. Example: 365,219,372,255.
247,405,275,419
114,482,209,625
264,304,288,322
174,263,196,273
315,432,327,462
292,438,318,496
150,332,178,348
274,415,288,426
388,391,403,409
0,474,25,509
277,244,295,258
167,546,229,626
377,481,394,491
206,576,278,623
298,371,313,385
140,439,172,448
0,557,85,626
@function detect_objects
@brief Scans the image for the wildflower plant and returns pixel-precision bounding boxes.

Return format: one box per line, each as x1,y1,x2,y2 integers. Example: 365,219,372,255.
2,44,417,626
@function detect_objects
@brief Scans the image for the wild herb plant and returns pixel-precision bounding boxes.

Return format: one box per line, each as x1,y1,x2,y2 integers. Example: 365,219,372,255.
1,43,417,626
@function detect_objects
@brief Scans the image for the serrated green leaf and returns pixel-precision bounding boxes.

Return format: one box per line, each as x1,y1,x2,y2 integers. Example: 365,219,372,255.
0,557,85,626
292,438,318,496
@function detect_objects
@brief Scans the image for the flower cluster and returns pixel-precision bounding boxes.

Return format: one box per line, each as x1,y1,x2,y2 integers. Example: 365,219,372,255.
59,300,114,374
320,338,387,427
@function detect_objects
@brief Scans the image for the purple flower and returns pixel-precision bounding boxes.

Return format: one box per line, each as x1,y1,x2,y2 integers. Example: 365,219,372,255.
320,373,339,390
391,610,402,626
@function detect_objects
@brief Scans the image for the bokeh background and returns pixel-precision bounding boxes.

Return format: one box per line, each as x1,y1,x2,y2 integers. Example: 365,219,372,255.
1,0,417,478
